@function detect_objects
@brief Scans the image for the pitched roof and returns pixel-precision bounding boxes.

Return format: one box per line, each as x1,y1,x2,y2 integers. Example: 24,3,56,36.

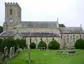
20,32,60,37
0,32,60,37
0,31,16,37
59,27,84,34
14,21,58,28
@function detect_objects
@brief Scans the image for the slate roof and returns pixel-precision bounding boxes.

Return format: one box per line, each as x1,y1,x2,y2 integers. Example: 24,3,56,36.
0,31,16,37
14,21,58,28
20,32,60,37
0,32,60,37
59,27,84,34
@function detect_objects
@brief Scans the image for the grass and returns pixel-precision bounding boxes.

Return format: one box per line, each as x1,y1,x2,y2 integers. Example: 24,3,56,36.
4,49,84,64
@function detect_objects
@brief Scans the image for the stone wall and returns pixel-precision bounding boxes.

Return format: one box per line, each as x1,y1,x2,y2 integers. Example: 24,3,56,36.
61,34,84,48
26,37,63,49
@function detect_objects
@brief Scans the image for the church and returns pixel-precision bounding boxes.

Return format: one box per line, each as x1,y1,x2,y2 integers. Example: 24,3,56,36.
0,2,84,49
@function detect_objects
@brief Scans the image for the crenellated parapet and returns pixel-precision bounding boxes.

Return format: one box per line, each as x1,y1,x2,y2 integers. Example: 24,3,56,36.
5,2,21,10
5,2,18,5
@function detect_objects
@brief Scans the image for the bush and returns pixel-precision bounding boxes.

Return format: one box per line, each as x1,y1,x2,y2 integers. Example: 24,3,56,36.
38,40,47,49
48,40,60,49
0,38,3,52
75,39,84,49
16,39,26,49
30,42,36,49
0,38,3,46
0,37,18,53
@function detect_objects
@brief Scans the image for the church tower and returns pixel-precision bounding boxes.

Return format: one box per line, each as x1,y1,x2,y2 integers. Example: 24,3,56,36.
3,2,21,31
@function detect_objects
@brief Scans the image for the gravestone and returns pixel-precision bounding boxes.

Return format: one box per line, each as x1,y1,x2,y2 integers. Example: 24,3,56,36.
67,50,76,55
39,47,45,50
9,47,13,58
12,47,15,57
4,47,8,60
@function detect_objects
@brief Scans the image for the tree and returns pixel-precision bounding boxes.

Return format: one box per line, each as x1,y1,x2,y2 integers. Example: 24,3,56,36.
0,38,3,46
30,42,36,49
48,40,60,49
59,24,65,27
0,38,18,53
16,39,26,49
38,40,47,49
75,39,84,49
0,26,3,33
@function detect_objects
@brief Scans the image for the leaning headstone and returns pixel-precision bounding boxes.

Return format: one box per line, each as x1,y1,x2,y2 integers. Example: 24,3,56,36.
4,47,8,60
9,47,13,58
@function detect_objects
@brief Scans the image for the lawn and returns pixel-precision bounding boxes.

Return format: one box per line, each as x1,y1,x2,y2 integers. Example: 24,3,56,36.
4,49,84,64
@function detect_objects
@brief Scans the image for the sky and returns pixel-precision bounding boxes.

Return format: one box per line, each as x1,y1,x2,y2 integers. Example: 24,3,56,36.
0,0,84,29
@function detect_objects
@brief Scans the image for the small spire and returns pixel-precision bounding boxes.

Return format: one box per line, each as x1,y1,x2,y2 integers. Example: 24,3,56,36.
80,24,82,28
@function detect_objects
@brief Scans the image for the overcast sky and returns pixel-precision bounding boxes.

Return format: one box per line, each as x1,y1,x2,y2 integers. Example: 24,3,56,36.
0,0,84,29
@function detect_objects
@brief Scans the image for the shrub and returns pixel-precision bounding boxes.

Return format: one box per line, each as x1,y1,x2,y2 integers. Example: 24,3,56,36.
75,39,84,49
0,38,3,46
38,40,47,49
30,42,36,49
0,38,3,51
48,40,60,49
16,39,26,49
0,37,18,53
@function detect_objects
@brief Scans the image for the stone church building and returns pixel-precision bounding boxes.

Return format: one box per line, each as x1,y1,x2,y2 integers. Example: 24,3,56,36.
0,2,84,49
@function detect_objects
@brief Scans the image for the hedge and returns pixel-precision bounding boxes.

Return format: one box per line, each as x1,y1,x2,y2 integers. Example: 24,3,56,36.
30,42,36,49
75,39,84,49
48,40,60,49
38,40,47,49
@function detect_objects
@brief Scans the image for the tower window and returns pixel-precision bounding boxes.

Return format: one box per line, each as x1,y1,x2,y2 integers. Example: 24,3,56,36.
18,11,21,17
10,9,13,15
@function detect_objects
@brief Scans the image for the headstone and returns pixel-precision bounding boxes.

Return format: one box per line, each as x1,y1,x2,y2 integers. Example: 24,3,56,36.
18,48,23,52
12,47,15,57
67,50,76,55
9,47,13,58
39,47,45,50
4,47,8,60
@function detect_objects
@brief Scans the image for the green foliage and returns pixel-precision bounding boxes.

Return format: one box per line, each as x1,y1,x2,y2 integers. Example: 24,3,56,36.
30,42,36,49
16,39,26,49
0,26,3,33
0,38,3,46
48,40,60,49
75,39,84,49
0,38,18,53
59,24,65,27
38,40,47,49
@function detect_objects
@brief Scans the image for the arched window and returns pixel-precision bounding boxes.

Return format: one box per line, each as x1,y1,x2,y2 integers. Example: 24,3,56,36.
61,34,62,39
80,35,81,39
73,34,75,43
18,11,20,17
10,9,13,15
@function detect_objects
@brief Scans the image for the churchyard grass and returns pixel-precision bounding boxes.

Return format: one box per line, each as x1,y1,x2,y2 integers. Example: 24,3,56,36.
4,49,84,64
